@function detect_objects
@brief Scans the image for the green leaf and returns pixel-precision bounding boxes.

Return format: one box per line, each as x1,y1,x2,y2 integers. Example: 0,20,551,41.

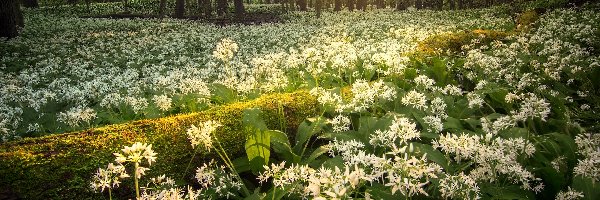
243,109,270,172
480,184,535,200
572,176,600,200
306,146,330,164
412,142,449,169
209,83,237,104
268,130,300,163
293,117,326,155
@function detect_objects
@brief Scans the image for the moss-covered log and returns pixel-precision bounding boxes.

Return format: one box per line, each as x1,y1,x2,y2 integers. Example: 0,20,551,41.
0,91,318,199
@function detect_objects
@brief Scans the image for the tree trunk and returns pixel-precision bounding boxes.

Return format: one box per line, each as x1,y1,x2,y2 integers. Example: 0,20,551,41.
216,0,227,16
395,0,407,10
1,0,23,39
159,0,167,18
334,0,341,11
316,0,322,18
233,0,245,16
175,0,185,18
376,0,384,8
202,0,213,17
346,0,354,11
21,0,38,8
356,0,366,10
298,0,307,11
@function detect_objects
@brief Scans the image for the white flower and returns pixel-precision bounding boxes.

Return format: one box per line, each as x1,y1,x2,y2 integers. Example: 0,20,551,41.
213,38,239,62
402,90,427,110
152,94,172,112
187,120,222,151
555,187,584,200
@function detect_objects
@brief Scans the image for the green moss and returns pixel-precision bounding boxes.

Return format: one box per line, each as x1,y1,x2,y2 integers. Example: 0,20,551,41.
0,91,318,200
516,9,543,32
416,29,509,56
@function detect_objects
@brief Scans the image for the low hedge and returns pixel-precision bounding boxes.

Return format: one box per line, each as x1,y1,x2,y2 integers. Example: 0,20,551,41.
0,91,318,199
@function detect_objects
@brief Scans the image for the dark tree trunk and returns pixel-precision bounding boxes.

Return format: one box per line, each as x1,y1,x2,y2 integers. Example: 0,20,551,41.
1,0,23,39
159,0,167,18
233,0,245,16
415,0,422,9
216,0,227,16
396,0,407,10
346,0,354,10
457,0,463,9
376,0,384,8
298,0,307,11
175,0,185,18
334,0,341,11
356,0,366,10
448,0,455,10
316,0,322,18
21,0,38,8
201,0,213,17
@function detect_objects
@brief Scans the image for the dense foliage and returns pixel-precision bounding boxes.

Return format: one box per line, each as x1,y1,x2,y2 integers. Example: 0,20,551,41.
0,1,599,200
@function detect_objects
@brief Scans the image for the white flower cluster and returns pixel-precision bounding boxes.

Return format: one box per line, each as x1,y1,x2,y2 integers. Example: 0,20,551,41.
186,120,222,151
555,187,584,200
439,172,480,200
574,133,600,183
90,163,129,192
401,90,428,110
212,38,239,62
370,116,420,147
56,106,96,127
195,160,243,199
433,133,542,192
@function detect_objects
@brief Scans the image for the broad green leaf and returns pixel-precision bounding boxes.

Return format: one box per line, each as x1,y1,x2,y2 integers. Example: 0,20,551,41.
480,184,535,200
293,117,326,155
321,156,345,169
412,142,449,169
209,83,237,104
268,130,300,163
306,146,330,164
572,176,600,200
243,109,270,172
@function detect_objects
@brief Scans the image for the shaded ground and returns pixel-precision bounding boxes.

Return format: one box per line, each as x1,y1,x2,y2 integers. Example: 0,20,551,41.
80,12,282,25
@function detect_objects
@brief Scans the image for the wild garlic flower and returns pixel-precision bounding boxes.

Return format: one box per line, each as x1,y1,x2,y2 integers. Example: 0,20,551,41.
348,79,397,112
401,90,427,110
511,93,551,122
186,120,222,151
574,133,600,183
327,114,351,133
414,75,436,90
439,173,481,200
196,161,217,188
466,92,484,109
423,116,443,133
194,160,243,199
152,95,172,112
90,163,129,192
429,97,447,119
56,106,96,127
433,133,541,191
555,187,584,200
113,142,158,167
369,116,420,147
213,38,239,62
385,154,442,197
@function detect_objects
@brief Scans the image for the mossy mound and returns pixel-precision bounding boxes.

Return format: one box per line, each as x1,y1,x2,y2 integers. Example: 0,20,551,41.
416,29,509,56
515,8,545,32
0,91,318,200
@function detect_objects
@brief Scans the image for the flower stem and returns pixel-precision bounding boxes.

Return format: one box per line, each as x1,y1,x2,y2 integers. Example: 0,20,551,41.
134,162,140,199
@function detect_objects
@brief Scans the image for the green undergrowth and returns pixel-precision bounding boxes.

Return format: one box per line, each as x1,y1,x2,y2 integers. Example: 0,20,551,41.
0,91,318,199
